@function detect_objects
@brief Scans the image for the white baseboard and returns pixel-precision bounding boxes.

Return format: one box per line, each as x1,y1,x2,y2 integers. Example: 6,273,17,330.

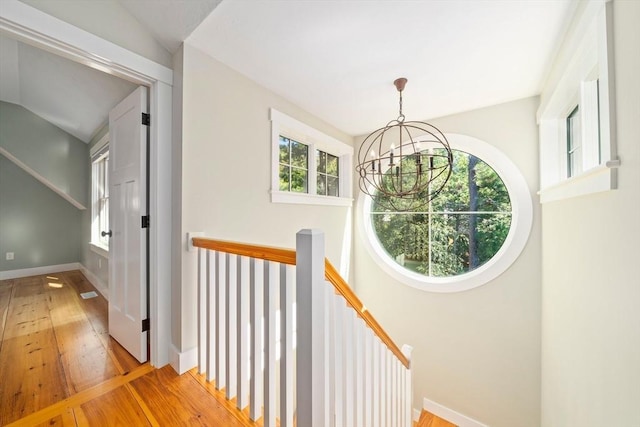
0,262,81,280
423,397,488,427
169,344,197,375
413,408,421,422
79,264,109,300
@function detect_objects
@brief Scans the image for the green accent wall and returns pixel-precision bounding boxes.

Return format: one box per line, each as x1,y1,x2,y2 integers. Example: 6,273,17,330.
0,155,81,270
0,101,88,207
0,101,89,272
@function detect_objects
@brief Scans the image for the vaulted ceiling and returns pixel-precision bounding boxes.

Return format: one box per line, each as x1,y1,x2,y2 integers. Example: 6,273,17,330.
0,34,137,143
0,0,575,141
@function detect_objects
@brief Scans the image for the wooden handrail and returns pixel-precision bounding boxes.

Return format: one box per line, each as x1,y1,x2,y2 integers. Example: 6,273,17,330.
192,237,410,369
192,237,297,265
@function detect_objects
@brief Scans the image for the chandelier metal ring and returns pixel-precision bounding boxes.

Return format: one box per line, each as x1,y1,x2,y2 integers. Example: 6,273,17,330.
355,78,454,211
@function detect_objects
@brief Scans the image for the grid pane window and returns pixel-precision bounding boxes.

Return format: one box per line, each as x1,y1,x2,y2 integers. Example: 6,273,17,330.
316,149,339,196
279,136,308,193
93,152,109,248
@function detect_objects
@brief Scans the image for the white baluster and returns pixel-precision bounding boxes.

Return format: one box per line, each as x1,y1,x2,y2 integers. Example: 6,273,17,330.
398,360,405,427
373,337,381,427
237,256,250,410
333,295,344,426
263,261,278,427
215,252,227,389
384,352,394,427
280,264,295,427
344,307,355,427
250,258,264,420
206,250,216,382
380,345,386,427
355,316,364,427
327,286,339,426
364,327,373,427
226,254,238,400
198,248,206,374
391,356,397,426
402,345,413,427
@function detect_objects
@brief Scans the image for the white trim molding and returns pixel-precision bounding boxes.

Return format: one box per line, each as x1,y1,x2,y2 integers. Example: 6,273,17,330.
270,108,353,207
79,264,109,299
169,344,198,375
0,147,86,210
423,397,488,427
537,0,618,203
359,133,533,293
0,262,81,280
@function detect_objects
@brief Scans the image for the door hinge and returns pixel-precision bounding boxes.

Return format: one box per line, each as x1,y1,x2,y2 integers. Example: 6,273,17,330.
142,318,150,332
141,113,150,126
141,215,150,228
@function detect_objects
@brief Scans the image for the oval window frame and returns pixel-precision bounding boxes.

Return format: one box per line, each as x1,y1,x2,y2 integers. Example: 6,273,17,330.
359,133,533,293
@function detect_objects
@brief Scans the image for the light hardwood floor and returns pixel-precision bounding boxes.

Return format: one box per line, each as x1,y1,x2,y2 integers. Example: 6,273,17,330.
415,410,457,427
0,271,261,427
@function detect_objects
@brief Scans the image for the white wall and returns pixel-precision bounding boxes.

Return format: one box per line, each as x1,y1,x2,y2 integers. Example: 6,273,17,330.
176,44,354,353
19,0,171,68
541,1,640,425
353,97,542,426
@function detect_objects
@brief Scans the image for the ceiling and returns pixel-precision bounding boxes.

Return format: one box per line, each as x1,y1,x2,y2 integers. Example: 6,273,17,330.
118,0,222,53
0,34,137,143
187,0,575,136
0,0,575,142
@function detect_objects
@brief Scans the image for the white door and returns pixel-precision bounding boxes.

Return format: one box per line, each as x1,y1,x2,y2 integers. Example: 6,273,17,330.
108,86,149,363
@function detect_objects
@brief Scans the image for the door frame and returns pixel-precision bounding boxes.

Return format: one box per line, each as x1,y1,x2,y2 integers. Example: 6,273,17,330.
0,0,172,367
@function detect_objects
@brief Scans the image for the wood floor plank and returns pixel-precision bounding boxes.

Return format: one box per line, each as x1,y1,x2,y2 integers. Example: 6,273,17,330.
0,278,69,425
32,407,76,427
46,274,120,393
0,279,13,340
417,409,458,427
188,369,263,426
4,272,263,427
130,365,251,426
79,385,152,427
61,271,141,374
5,363,155,427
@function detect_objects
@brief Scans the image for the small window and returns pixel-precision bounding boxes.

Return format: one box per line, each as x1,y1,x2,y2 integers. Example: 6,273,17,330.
566,105,582,177
316,150,339,197
90,137,109,255
537,2,618,203
270,109,353,206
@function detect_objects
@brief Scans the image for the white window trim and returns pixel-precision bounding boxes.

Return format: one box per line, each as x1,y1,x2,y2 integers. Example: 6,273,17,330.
537,0,618,203
90,132,109,255
358,133,533,293
270,108,353,206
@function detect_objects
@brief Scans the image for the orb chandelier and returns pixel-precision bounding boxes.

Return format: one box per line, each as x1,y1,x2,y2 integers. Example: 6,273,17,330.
356,78,453,211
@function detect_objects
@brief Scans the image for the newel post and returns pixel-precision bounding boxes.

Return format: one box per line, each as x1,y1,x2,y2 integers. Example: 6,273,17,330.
296,229,329,427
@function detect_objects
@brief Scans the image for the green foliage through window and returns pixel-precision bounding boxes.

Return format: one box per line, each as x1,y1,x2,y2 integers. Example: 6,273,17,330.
372,149,512,277
279,136,308,193
317,150,339,196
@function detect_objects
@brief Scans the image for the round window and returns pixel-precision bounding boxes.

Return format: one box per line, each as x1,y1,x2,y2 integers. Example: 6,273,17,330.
360,134,532,292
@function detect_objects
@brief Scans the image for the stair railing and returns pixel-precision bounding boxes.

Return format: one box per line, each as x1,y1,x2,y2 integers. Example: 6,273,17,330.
193,229,413,427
